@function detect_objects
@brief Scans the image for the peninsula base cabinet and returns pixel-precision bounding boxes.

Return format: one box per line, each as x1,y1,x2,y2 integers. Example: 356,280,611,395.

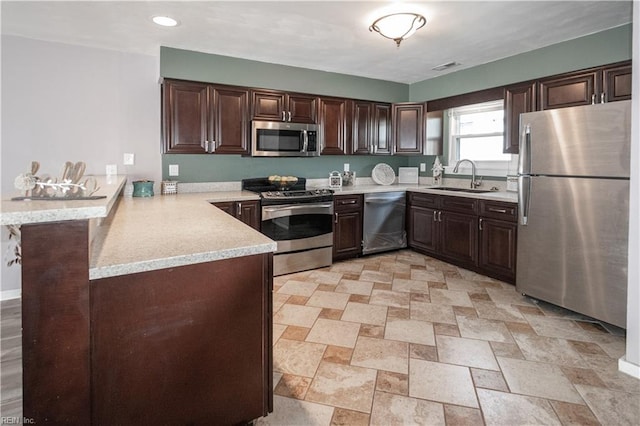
333,194,363,260
212,200,260,230
407,192,517,283
20,219,273,425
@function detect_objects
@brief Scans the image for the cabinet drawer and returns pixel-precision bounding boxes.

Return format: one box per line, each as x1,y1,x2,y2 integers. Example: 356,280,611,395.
440,196,477,214
408,192,438,208
334,194,363,211
479,200,518,222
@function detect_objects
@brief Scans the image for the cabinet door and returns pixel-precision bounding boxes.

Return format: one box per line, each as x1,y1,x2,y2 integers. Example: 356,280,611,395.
333,210,363,260
212,87,250,155
252,90,286,121
319,98,350,155
602,63,632,103
393,103,424,154
373,103,393,155
352,101,373,154
503,82,536,154
163,80,209,154
407,205,439,255
479,218,517,283
288,95,317,123
237,200,261,230
538,71,599,110
439,211,478,267
212,201,236,216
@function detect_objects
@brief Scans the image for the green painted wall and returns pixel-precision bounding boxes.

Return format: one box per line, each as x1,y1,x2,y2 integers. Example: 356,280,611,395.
162,154,410,182
160,47,409,102
409,24,632,101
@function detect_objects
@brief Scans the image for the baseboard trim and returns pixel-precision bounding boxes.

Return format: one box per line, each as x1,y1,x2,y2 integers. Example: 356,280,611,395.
1,289,21,301
619,356,640,379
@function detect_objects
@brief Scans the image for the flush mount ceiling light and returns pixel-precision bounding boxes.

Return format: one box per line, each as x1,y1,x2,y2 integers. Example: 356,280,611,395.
369,12,426,47
152,16,179,27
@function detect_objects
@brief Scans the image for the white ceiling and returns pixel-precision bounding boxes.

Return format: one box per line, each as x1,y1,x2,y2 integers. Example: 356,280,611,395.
1,1,633,84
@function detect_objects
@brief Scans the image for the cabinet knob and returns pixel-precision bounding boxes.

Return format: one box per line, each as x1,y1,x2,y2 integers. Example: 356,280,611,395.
237,202,242,216
433,211,437,222
438,211,442,222
591,94,596,104
288,111,292,122
601,92,605,103
281,111,286,121
335,212,339,224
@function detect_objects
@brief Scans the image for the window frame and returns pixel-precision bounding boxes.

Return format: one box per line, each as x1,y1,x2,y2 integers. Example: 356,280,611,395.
445,99,512,177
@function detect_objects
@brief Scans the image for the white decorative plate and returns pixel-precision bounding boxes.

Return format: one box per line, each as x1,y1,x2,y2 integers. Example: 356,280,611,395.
372,163,396,185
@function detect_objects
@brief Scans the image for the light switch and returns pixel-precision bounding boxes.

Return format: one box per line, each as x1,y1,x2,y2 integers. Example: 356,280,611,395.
344,163,350,172
106,164,117,176
169,164,179,176
420,163,426,172
123,153,135,165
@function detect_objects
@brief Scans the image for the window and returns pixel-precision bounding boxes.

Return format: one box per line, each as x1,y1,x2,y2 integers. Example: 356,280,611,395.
446,100,513,176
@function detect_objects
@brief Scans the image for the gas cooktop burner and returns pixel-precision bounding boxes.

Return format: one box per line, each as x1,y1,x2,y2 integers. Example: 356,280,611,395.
261,189,334,199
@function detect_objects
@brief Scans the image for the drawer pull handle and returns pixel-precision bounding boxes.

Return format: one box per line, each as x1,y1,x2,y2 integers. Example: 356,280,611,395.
488,207,508,213
433,211,437,222
340,200,357,205
438,211,442,222
335,212,338,224
479,218,483,231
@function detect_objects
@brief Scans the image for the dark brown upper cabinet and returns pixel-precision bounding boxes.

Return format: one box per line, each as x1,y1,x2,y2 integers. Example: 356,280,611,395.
538,61,631,110
351,101,392,155
392,103,425,155
251,89,317,123
163,79,250,155
319,97,351,155
602,63,632,103
163,80,209,154
503,82,536,154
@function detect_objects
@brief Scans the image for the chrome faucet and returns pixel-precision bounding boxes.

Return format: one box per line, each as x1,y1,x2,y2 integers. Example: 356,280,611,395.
453,159,483,188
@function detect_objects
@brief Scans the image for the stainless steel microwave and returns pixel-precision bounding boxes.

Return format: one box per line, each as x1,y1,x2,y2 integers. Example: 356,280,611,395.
251,121,319,157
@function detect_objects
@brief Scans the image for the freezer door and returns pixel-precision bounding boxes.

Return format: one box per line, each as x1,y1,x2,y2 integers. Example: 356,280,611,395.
519,100,631,178
516,176,629,328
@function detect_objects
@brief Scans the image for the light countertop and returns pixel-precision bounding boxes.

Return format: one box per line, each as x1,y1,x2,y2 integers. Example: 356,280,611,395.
89,192,275,280
1,175,128,225
2,178,275,280
326,183,518,203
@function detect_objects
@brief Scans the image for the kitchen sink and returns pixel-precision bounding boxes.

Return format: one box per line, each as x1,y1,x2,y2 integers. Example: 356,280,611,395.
428,187,493,193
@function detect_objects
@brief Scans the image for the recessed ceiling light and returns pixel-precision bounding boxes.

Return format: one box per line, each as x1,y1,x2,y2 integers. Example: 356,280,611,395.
152,16,179,27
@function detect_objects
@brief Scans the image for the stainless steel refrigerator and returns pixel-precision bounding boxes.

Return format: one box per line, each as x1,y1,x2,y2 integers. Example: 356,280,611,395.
517,100,631,328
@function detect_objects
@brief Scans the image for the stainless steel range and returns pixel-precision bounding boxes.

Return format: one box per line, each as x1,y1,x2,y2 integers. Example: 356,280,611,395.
242,178,334,276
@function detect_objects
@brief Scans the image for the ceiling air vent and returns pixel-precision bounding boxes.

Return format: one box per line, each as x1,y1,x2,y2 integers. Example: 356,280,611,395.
432,61,460,71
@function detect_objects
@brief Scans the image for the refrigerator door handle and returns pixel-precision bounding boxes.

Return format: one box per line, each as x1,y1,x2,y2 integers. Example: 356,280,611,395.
518,124,531,175
518,175,531,225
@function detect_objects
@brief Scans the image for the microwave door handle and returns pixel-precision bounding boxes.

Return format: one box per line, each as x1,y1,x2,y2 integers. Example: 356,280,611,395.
302,130,308,152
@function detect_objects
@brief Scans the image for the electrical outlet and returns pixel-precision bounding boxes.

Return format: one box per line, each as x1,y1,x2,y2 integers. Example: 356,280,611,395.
420,163,426,172
123,153,135,165
344,163,350,172
169,164,179,176
106,164,117,176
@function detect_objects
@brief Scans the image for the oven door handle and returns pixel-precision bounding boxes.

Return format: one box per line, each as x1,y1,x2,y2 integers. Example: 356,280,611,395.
262,203,334,220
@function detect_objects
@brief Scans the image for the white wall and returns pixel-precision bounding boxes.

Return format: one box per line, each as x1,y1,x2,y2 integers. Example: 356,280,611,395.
1,35,161,297
621,5,639,378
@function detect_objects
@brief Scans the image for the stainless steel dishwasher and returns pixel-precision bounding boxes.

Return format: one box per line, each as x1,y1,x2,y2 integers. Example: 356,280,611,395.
362,191,407,255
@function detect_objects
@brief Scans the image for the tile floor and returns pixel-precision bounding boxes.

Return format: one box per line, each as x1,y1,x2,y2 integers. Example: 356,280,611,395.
259,250,639,425
1,249,639,425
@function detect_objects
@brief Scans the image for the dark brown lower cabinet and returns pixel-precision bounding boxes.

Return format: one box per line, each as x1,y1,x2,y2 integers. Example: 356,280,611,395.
20,219,273,425
91,254,273,425
333,194,363,260
407,192,517,283
213,200,261,230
